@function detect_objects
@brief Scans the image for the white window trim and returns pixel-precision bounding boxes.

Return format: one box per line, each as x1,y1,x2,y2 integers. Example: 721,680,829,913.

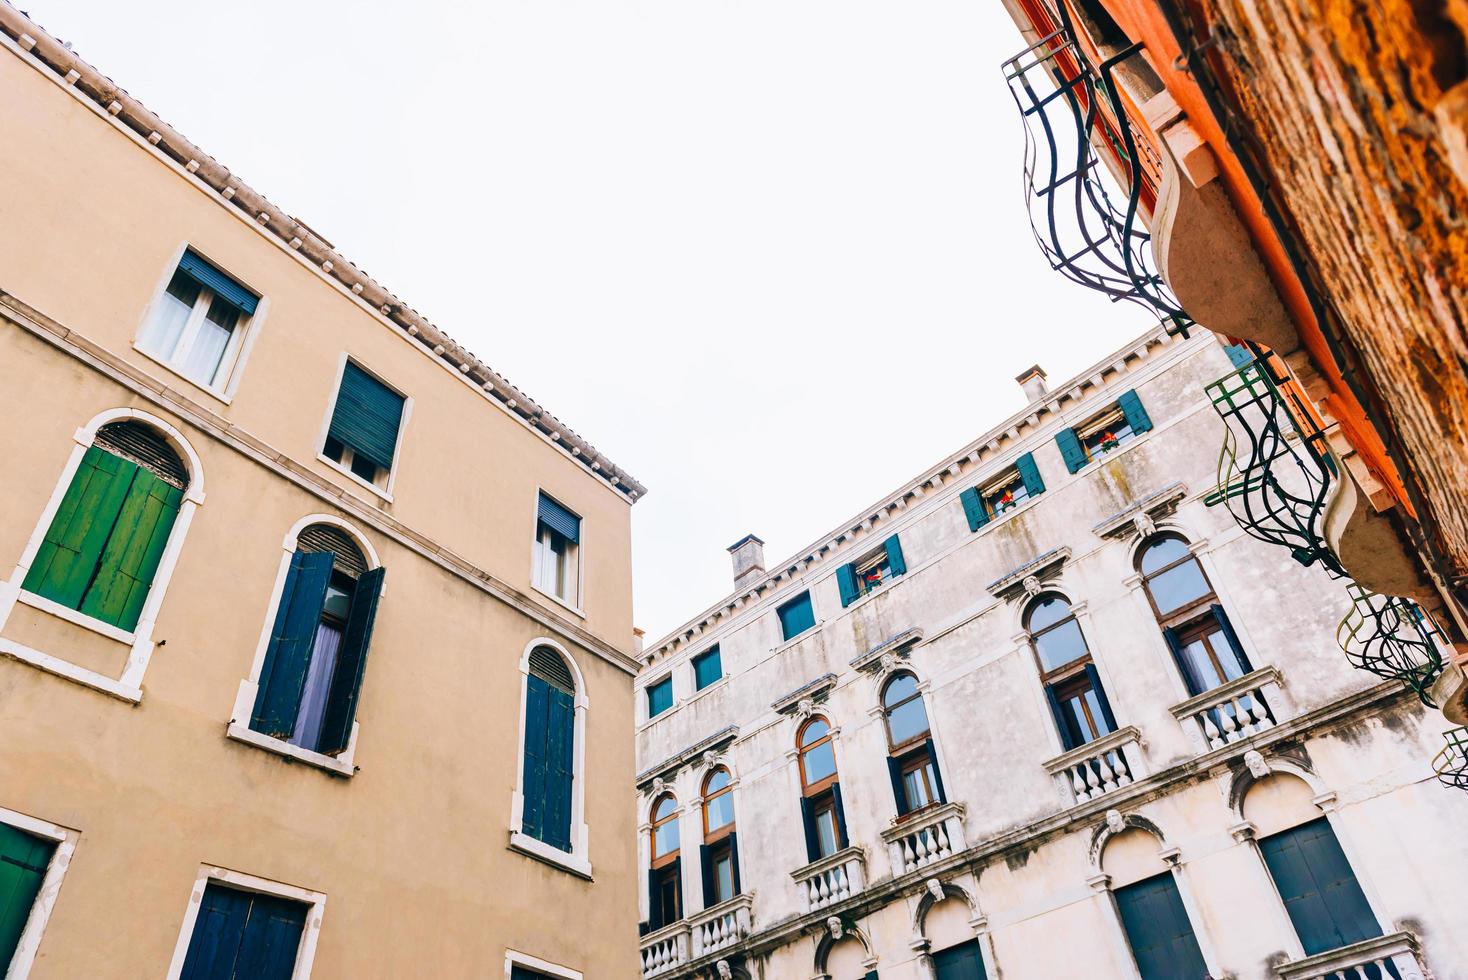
508,637,592,879
0,408,205,700
226,515,383,779
530,489,585,616
504,949,584,980
132,242,268,405
164,865,326,980
0,805,79,980
314,353,411,503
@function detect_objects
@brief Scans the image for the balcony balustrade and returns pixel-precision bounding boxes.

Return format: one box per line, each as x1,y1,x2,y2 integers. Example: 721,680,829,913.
640,921,690,978
1042,726,1146,806
1170,667,1291,754
791,846,867,913
689,893,753,959
881,801,967,877
1274,932,1430,980
1433,726,1468,791
1338,585,1447,703
1204,360,1343,575
1002,21,1192,337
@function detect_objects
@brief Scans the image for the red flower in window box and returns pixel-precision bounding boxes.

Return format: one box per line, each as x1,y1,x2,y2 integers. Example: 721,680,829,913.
1099,431,1120,452
997,490,1016,512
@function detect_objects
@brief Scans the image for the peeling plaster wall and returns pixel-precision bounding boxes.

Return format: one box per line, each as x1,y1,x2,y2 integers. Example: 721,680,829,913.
634,338,1468,979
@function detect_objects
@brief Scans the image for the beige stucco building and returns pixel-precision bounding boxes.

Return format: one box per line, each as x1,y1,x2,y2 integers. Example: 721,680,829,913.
0,7,645,978
633,329,1468,980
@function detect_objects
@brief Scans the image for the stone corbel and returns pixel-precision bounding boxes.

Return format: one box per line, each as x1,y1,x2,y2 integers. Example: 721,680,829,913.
1228,820,1258,843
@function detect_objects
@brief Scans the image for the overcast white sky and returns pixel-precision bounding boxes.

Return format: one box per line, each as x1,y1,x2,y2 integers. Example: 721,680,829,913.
24,0,1148,639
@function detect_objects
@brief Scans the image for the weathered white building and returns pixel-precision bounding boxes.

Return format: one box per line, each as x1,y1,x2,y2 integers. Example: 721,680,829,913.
632,327,1468,980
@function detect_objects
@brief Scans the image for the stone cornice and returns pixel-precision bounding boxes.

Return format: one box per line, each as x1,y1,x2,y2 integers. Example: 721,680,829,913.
1091,482,1190,540
986,547,1070,599
771,674,839,715
635,725,739,789
0,10,644,501
849,628,924,674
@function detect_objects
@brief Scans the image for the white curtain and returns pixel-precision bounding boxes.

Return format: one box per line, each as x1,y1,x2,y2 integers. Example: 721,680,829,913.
290,623,343,752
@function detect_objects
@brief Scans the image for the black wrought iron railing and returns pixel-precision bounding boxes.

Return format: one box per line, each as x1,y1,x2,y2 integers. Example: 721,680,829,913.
1433,727,1468,790
1203,359,1343,574
1002,28,1193,337
1337,585,1447,704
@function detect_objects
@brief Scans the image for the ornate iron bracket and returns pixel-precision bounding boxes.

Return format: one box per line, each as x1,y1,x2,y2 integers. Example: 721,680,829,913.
1337,585,1447,705
1433,727,1468,791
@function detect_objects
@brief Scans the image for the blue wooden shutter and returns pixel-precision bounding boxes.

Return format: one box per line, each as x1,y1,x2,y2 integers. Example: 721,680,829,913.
1015,451,1045,496
1224,342,1255,368
799,796,819,862
178,250,259,316
699,844,714,907
778,593,815,640
1056,428,1088,473
328,362,405,472
925,738,947,803
960,487,989,531
317,566,386,756
932,940,987,979
537,494,581,544
832,783,849,849
544,684,576,851
1114,874,1208,980
521,674,551,843
836,564,860,607
729,832,742,896
1163,627,1207,697
884,534,907,577
1210,604,1253,674
251,551,334,737
1118,389,1154,434
232,892,308,980
180,883,252,980
887,755,909,816
0,823,55,970
1260,819,1382,955
1044,684,1078,751
1085,663,1119,732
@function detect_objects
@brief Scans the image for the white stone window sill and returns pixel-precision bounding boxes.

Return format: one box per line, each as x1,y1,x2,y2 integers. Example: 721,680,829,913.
132,343,234,406
508,831,593,880
1068,430,1155,478
772,622,823,657
0,638,142,703
225,721,357,778
975,493,1044,534
317,453,395,503
17,589,135,644
532,584,586,620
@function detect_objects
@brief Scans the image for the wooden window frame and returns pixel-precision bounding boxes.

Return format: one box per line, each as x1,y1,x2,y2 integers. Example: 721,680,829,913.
701,769,735,843
1138,535,1218,628
798,717,839,795
882,673,931,753
650,794,680,868
1028,597,1094,685
1077,405,1135,462
1050,671,1105,742
704,836,736,906
852,544,893,599
981,468,1030,519
895,743,939,815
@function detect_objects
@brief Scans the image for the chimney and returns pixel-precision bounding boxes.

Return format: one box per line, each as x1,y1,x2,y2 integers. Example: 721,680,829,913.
1016,364,1049,402
727,534,766,590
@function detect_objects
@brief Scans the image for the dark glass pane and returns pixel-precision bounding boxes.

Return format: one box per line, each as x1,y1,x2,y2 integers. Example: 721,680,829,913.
1026,594,1073,633
714,853,734,904
1147,559,1211,615
887,696,930,745
801,718,830,745
802,741,837,784
1139,536,1192,575
705,792,734,832
883,674,919,706
1035,618,1090,671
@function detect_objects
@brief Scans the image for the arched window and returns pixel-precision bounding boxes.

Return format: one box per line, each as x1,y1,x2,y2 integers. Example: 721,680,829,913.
1102,828,1209,980
21,421,189,632
881,674,945,817
1137,535,1250,696
1026,593,1117,750
648,794,682,929
519,646,577,852
701,768,741,907
251,522,384,757
797,717,848,861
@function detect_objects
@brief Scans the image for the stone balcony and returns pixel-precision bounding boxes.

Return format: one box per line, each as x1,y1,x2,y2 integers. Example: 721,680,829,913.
639,920,690,978
881,801,967,876
1042,726,1147,806
1170,667,1293,755
791,846,867,913
688,893,753,960
1273,932,1429,980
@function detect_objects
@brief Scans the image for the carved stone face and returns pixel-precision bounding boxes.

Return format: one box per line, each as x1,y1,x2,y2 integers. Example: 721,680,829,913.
826,915,843,940
1133,512,1157,539
716,960,732,980
1244,750,1270,779
1022,574,1043,598
796,697,815,720
925,878,945,902
1105,809,1125,834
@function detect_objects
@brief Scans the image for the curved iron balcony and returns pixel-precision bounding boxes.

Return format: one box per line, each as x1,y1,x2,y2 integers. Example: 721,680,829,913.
1337,585,1447,704
1203,359,1343,575
1002,28,1193,337
1433,727,1468,790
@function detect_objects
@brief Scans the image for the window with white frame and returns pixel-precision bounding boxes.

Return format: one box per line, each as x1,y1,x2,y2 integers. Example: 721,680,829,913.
533,493,581,607
0,821,58,973
176,882,310,980
322,361,406,491
137,250,258,392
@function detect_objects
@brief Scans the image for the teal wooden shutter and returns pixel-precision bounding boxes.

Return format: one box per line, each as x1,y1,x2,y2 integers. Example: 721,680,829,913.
887,756,909,816
836,564,859,607
328,363,404,472
22,446,136,609
925,738,947,803
884,534,907,577
799,797,819,861
1114,874,1207,980
521,674,551,843
0,823,54,971
178,250,259,316
252,551,334,737
1259,818,1382,955
1085,664,1119,732
78,468,182,631
317,567,385,756
932,940,987,979
832,783,849,849
1015,452,1045,496
778,593,815,640
1118,389,1153,433
1056,428,1088,473
544,685,575,851
728,832,742,895
960,487,989,532
1224,342,1255,368
1210,604,1253,674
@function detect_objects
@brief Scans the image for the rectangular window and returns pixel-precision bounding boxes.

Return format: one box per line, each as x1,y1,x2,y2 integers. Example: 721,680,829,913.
960,453,1044,531
178,882,308,980
137,250,257,391
649,860,681,930
1259,818,1383,956
647,677,674,719
888,742,944,816
836,534,908,607
777,592,816,641
692,647,722,691
1046,670,1118,749
707,841,735,905
533,493,581,607
0,822,56,971
1115,873,1209,980
813,798,839,858
1055,389,1153,473
323,361,406,490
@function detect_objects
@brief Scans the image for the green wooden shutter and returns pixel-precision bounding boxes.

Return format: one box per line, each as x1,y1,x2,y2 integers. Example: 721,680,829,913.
78,468,182,631
22,446,136,609
1114,874,1208,980
1056,428,1088,472
252,551,334,737
1260,818,1382,955
960,487,989,531
0,823,54,972
316,567,385,756
544,684,576,851
884,534,907,577
327,362,405,472
521,673,551,843
1015,452,1045,496
1118,389,1154,433
836,564,859,607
